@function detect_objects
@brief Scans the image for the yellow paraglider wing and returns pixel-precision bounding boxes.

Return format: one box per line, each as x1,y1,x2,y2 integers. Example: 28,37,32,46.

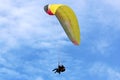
44,4,80,45
54,5,80,45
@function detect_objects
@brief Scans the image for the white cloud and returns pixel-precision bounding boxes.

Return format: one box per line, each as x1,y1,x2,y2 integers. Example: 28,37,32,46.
0,67,29,79
36,77,44,80
0,68,20,76
0,55,14,68
89,63,120,80
103,0,120,10
91,39,111,55
0,0,72,54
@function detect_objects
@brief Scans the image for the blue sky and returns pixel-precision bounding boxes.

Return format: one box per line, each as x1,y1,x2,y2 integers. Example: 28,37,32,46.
0,0,120,80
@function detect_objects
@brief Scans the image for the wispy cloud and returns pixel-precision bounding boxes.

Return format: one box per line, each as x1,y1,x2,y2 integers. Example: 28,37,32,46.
89,62,120,80
79,0,120,56
91,39,111,55
103,0,120,10
0,0,71,54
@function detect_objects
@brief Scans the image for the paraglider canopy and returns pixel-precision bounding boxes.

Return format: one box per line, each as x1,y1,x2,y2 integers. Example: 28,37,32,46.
44,4,80,45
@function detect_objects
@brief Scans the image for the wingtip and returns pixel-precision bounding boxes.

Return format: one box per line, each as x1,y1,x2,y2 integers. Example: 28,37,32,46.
44,4,48,13
44,4,54,15
72,40,80,46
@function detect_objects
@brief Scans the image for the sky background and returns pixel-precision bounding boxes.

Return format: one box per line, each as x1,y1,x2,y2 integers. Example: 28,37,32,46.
0,0,120,80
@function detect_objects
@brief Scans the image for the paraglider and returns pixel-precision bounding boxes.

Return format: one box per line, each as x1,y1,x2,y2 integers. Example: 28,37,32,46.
52,65,65,74
44,4,80,74
44,4,80,45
